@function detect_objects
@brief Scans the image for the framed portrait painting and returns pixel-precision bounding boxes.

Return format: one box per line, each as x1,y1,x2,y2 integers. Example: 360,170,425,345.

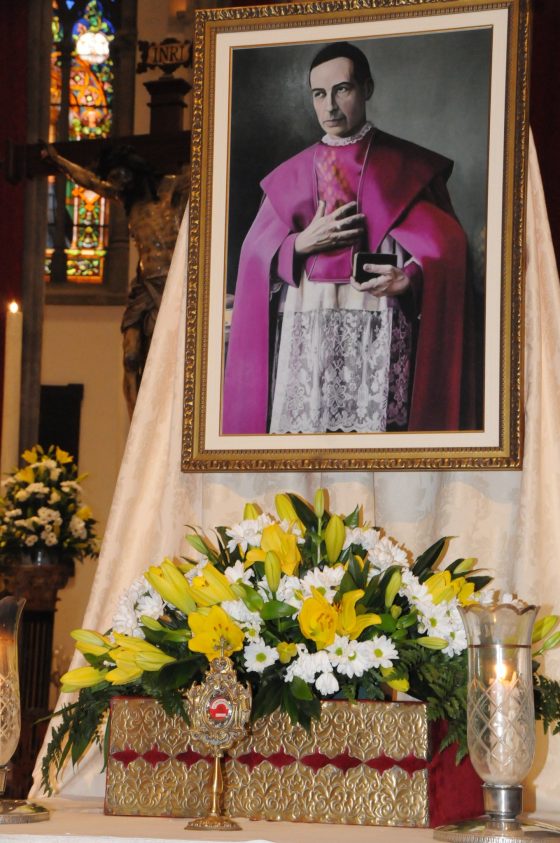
182,0,530,472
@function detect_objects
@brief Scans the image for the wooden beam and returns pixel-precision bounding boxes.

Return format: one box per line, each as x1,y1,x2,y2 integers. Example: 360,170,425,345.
2,130,191,183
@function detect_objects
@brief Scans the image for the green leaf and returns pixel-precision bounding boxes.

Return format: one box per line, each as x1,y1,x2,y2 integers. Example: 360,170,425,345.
536,630,560,654
343,505,360,528
260,599,297,620
412,538,450,578
144,658,202,692
465,575,493,592
251,676,284,722
290,676,313,701
287,493,331,529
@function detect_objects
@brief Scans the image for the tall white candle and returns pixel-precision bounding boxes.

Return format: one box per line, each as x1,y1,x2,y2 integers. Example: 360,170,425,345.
1,302,23,475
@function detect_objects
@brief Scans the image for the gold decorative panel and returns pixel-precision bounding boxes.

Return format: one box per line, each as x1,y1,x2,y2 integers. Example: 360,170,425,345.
105,697,480,827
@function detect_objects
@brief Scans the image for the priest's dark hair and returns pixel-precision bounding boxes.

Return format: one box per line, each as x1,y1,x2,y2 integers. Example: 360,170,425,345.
309,41,374,90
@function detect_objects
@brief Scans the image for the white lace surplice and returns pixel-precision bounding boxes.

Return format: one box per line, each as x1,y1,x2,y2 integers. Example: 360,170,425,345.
270,277,395,433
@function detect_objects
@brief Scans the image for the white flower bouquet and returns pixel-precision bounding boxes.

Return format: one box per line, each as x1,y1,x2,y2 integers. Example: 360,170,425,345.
42,490,560,792
0,445,99,565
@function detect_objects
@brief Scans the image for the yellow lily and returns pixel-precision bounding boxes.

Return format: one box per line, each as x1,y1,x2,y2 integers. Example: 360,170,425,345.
21,448,38,464
188,606,244,658
145,558,196,614
185,562,236,607
299,587,338,649
275,494,306,536
243,502,260,520
314,488,325,518
417,636,448,650
336,590,381,639
264,551,281,593
381,666,410,693
55,446,74,464
111,633,176,672
384,570,402,609
71,628,113,657
105,651,143,685
324,514,345,564
245,523,301,576
60,665,108,693
76,505,93,521
425,570,476,606
15,466,34,484
277,642,298,664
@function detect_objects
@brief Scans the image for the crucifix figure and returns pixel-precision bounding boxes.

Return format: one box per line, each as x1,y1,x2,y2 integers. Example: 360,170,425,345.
41,141,190,417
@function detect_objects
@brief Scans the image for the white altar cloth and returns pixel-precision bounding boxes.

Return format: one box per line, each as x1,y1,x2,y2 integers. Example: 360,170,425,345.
30,134,560,812
3,799,560,843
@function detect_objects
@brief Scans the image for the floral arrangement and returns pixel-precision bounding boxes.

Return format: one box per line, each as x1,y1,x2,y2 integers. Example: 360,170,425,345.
0,445,99,564
42,490,560,792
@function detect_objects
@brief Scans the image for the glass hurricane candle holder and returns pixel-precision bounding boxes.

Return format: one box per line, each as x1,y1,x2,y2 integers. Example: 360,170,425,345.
0,596,49,823
434,598,560,843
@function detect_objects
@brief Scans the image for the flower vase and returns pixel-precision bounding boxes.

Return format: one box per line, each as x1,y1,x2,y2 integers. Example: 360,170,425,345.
22,547,60,567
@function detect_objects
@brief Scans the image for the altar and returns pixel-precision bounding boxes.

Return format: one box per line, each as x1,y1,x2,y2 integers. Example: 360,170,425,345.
2,800,560,843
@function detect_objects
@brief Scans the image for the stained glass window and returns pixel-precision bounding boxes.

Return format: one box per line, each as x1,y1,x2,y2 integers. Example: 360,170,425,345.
46,0,118,285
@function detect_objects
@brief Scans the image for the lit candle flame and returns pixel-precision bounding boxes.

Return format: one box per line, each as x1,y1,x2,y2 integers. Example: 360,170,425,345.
8,301,19,314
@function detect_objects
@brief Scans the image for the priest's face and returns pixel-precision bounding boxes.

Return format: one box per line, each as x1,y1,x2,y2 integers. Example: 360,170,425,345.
309,56,371,139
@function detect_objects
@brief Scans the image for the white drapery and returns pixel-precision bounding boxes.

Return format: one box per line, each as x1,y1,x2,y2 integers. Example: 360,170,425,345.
31,134,560,812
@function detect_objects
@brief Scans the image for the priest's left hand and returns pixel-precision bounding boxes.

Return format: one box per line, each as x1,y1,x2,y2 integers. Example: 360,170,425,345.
350,263,411,296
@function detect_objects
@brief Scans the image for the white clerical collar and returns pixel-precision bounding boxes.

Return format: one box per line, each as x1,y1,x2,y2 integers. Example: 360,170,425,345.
321,121,374,147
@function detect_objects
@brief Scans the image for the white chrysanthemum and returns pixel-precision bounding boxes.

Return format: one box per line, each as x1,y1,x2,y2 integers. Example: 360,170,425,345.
49,468,62,481
25,534,39,546
326,636,375,678
244,639,278,673
400,568,430,605
112,602,142,637
285,649,331,684
15,482,50,500
223,561,254,585
300,566,345,601
37,506,63,526
275,575,303,609
41,459,57,470
369,634,399,669
4,508,22,519
315,671,339,696
69,515,87,540
44,531,58,546
368,536,408,573
343,526,381,553
221,599,263,632
416,597,452,637
225,514,273,554
136,591,165,621
61,480,81,493
111,577,154,638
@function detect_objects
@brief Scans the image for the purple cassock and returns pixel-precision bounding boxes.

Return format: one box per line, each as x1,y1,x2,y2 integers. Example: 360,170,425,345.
222,128,472,435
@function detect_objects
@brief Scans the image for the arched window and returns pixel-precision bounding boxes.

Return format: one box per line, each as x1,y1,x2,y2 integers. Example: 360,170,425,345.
45,0,135,301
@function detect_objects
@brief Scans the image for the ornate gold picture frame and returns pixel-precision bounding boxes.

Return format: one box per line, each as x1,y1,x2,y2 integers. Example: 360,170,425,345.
182,0,530,472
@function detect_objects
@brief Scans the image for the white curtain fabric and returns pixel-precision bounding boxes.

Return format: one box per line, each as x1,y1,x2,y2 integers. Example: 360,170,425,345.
31,133,560,813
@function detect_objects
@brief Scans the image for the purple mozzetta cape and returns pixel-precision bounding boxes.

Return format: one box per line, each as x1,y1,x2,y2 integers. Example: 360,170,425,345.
222,129,469,434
